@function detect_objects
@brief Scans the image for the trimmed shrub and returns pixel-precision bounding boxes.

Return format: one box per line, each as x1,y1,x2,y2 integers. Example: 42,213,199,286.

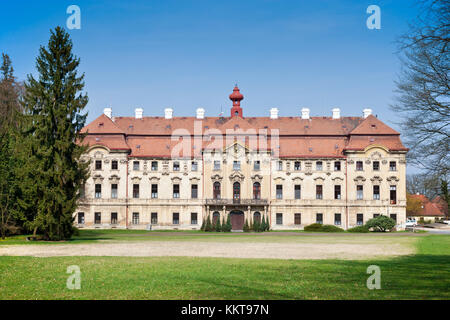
321,225,344,232
365,215,396,232
347,225,370,233
303,223,324,231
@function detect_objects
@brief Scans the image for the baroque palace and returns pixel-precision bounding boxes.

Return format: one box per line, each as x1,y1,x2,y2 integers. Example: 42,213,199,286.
76,86,408,231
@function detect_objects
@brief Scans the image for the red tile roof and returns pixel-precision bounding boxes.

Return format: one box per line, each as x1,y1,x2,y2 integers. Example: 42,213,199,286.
410,194,446,217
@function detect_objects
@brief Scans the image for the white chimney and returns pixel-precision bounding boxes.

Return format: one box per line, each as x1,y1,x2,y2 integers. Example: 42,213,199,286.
135,108,143,119
196,108,205,119
332,108,340,119
270,108,279,119
103,107,112,118
164,108,173,119
301,108,310,120
363,108,372,118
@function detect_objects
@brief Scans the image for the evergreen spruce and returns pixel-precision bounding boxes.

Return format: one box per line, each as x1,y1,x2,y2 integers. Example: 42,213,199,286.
200,218,205,231
215,215,222,232
21,27,89,240
225,214,232,232
205,215,213,232
243,218,249,232
221,216,227,232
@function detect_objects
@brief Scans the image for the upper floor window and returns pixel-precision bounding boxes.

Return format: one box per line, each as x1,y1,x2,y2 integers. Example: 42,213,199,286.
111,160,118,170
213,182,221,199
253,182,261,200
151,161,158,171
191,184,198,199
294,185,301,199
151,184,158,198
173,161,180,171
334,185,341,199
294,161,301,171
233,160,241,171
95,160,102,170
390,185,397,204
214,160,221,170
133,184,140,198
276,185,283,199
133,161,140,171
316,161,323,171
334,161,341,171
277,161,283,171
173,184,180,198
95,184,102,198
316,185,323,199
111,184,118,199
254,160,260,171
373,161,380,171
373,185,380,200
191,161,198,171
389,161,397,171
356,161,363,171
357,185,363,200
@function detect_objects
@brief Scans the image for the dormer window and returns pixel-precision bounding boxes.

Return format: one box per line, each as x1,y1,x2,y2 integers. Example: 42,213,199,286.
173,161,180,171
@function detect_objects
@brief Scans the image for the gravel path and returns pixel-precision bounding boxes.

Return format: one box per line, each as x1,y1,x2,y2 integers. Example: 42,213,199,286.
0,241,414,260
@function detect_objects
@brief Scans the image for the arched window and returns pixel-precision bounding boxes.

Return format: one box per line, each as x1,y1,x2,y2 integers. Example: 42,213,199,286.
233,182,240,201
253,212,261,223
253,182,261,200
212,211,220,224
213,182,221,199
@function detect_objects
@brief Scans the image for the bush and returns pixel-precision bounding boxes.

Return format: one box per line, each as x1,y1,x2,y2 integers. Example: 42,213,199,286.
347,225,370,233
321,225,344,232
214,216,222,232
204,215,213,232
243,218,250,232
365,215,396,232
303,223,324,231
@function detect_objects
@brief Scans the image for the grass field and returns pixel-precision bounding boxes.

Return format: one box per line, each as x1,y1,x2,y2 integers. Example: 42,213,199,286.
0,231,449,299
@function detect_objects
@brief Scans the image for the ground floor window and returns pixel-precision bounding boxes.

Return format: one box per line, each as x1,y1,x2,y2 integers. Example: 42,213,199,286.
373,214,380,218
151,212,158,225
132,212,139,225
111,212,118,225
191,213,198,225
173,212,179,225
316,213,323,224
357,213,363,226
334,213,341,226
294,213,301,225
276,213,283,225
390,214,397,222
77,212,85,224
95,212,101,224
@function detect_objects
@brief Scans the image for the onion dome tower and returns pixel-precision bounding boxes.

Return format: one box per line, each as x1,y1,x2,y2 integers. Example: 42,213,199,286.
229,85,244,117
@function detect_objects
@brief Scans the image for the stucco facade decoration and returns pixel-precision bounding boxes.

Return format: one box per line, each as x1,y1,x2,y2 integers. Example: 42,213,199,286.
76,86,408,230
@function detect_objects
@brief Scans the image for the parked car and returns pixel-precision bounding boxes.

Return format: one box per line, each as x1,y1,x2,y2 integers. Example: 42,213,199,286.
405,218,417,227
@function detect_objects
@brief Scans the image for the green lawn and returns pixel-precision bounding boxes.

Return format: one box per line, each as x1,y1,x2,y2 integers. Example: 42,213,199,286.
0,234,449,299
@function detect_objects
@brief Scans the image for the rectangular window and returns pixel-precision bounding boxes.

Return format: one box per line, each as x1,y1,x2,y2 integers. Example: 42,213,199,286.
133,184,139,198
173,212,179,225
151,161,158,171
133,161,140,171
191,161,198,171
111,160,118,170
316,213,323,224
276,213,283,225
277,161,283,171
334,185,341,199
316,185,323,199
94,212,101,224
95,184,102,198
151,184,158,198
390,214,397,222
373,161,380,171
390,185,397,204
316,161,323,171
334,213,341,226
191,184,198,199
373,214,380,218
334,161,341,171
389,161,397,171
233,160,241,171
276,185,283,199
111,212,118,225
95,160,102,170
294,213,301,225
191,213,198,225
294,161,301,171
132,212,139,225
80,184,85,198
373,185,380,200
357,185,363,200
173,161,180,171
111,184,118,199
151,212,158,225
77,212,85,224
173,184,180,198
254,160,260,170
356,161,363,171
214,160,220,170
294,185,301,199
357,213,364,226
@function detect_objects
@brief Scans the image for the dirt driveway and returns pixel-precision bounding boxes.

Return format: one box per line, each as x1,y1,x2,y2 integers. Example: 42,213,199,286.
0,240,414,260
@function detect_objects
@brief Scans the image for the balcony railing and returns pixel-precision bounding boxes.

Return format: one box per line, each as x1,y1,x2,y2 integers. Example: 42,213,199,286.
206,198,268,206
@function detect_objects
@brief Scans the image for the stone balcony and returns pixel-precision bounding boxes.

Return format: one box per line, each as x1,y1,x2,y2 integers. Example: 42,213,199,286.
205,198,269,206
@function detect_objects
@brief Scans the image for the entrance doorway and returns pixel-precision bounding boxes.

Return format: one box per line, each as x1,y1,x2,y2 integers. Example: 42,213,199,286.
230,211,244,231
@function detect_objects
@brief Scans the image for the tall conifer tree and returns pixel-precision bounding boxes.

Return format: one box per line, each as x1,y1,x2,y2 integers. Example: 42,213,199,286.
22,27,88,240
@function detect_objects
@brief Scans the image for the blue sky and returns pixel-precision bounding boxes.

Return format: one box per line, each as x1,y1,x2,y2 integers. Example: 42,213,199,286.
1,0,420,129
